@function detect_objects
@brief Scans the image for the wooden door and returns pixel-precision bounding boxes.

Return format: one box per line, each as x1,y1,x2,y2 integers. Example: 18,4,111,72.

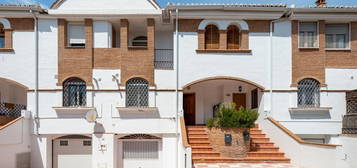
183,94,196,125
233,93,246,110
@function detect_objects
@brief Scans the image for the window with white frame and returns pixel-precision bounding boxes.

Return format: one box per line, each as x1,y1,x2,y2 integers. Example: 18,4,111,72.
297,78,320,108
299,22,318,48
325,23,350,49
67,23,85,47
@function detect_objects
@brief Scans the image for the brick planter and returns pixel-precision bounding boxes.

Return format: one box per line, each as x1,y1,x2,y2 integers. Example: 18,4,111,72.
206,127,250,158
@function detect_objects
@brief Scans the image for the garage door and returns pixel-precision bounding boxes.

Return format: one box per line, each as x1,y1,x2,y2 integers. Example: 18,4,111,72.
123,141,160,168
53,138,92,168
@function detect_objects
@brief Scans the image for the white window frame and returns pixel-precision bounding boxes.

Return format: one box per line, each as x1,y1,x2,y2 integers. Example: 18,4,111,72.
67,22,86,47
325,22,351,50
298,21,319,49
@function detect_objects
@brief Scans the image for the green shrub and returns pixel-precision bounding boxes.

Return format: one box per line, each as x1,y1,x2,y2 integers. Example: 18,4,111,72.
205,118,216,127
206,102,258,128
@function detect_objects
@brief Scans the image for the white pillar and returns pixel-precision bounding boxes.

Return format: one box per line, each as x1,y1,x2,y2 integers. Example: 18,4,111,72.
92,134,117,168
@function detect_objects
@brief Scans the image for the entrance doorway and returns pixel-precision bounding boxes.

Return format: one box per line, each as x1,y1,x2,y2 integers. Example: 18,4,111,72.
233,93,246,109
183,93,196,125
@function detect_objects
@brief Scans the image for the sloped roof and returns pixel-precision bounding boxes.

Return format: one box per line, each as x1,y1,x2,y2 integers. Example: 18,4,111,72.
0,4,43,11
167,3,287,8
50,0,161,9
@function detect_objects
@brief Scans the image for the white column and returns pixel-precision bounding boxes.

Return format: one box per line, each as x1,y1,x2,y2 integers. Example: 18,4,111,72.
92,134,117,168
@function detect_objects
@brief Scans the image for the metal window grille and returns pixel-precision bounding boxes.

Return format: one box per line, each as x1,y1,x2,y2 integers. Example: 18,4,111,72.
126,78,149,107
343,90,357,134
0,103,26,117
63,78,86,107
155,49,173,69
297,78,320,108
123,141,159,159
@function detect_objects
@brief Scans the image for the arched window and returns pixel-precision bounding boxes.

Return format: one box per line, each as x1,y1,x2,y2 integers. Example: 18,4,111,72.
132,36,147,46
0,24,4,48
227,25,239,49
63,77,86,107
205,25,219,49
126,78,149,107
298,78,320,108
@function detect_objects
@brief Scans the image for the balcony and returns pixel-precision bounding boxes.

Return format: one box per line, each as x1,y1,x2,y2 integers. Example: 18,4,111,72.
155,49,173,69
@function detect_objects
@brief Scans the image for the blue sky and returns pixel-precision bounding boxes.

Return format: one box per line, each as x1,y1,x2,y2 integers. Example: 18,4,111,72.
1,0,357,9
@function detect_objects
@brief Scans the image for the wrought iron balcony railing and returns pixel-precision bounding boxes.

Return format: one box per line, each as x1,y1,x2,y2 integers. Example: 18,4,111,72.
0,103,26,117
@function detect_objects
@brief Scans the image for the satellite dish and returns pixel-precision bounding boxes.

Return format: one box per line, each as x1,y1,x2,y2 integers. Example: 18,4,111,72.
85,109,97,123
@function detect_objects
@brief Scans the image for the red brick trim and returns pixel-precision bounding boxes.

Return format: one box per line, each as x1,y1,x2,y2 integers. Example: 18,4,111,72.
196,49,252,53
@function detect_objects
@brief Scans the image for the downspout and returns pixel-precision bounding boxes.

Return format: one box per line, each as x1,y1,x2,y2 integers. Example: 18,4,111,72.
268,9,291,119
30,9,39,135
175,8,179,168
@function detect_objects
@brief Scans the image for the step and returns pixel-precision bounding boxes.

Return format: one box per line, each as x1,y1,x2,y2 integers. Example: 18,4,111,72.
251,142,275,147
187,130,207,135
250,134,266,138
192,151,220,157
251,139,273,143
191,145,213,150
188,136,209,140
240,157,290,163
192,156,240,163
248,151,285,157
253,146,280,152
187,125,206,128
189,140,210,144
251,137,270,141
250,130,262,134
188,134,209,138
187,127,207,131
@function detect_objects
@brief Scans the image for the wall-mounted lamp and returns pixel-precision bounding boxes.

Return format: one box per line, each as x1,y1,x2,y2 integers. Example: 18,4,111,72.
238,86,242,92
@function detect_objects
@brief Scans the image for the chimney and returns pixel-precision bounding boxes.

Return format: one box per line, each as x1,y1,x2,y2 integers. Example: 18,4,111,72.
315,0,327,7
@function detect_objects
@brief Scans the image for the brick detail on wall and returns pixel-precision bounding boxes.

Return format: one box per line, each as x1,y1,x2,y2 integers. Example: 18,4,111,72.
120,18,155,86
198,30,205,50
8,18,34,31
4,29,12,49
57,19,94,86
246,20,271,33
219,30,227,50
291,20,357,86
240,30,249,50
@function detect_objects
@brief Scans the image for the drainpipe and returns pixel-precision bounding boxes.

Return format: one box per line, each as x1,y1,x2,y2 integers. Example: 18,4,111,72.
175,8,179,168
31,9,39,135
269,9,291,119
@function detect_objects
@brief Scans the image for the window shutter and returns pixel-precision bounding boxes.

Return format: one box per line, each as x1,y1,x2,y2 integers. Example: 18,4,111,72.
227,25,239,49
325,24,349,34
68,23,85,45
205,25,219,49
299,22,317,32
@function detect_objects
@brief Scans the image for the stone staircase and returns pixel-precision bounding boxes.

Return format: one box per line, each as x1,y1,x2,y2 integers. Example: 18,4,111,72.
187,125,290,164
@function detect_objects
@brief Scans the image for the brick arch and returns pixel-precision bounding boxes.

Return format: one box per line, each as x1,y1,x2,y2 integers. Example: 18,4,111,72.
0,18,11,29
182,76,265,90
198,20,249,31
59,75,92,87
122,75,152,87
293,76,326,87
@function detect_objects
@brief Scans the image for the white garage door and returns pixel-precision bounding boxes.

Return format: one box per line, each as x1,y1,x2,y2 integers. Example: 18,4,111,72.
123,141,160,168
53,138,92,168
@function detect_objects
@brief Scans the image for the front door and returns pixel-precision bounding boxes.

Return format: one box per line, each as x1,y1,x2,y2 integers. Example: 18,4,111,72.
233,93,246,109
183,93,196,125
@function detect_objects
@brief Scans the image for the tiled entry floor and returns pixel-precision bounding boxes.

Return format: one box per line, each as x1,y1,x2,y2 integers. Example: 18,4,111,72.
194,163,298,168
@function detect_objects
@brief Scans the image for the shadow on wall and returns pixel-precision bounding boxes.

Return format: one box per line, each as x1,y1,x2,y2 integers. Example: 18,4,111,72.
289,109,331,119
16,152,30,168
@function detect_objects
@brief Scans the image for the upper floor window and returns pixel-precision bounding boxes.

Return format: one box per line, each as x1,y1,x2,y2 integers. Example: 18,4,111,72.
227,25,239,49
132,36,147,46
205,25,219,49
68,23,85,47
63,77,86,107
126,78,149,107
299,22,318,48
325,23,350,49
0,24,4,48
297,78,320,108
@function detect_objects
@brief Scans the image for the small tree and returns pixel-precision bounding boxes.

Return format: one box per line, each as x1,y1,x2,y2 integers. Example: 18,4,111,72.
205,102,258,128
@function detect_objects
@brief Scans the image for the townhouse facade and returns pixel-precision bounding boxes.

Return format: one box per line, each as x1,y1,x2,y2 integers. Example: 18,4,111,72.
0,0,357,168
